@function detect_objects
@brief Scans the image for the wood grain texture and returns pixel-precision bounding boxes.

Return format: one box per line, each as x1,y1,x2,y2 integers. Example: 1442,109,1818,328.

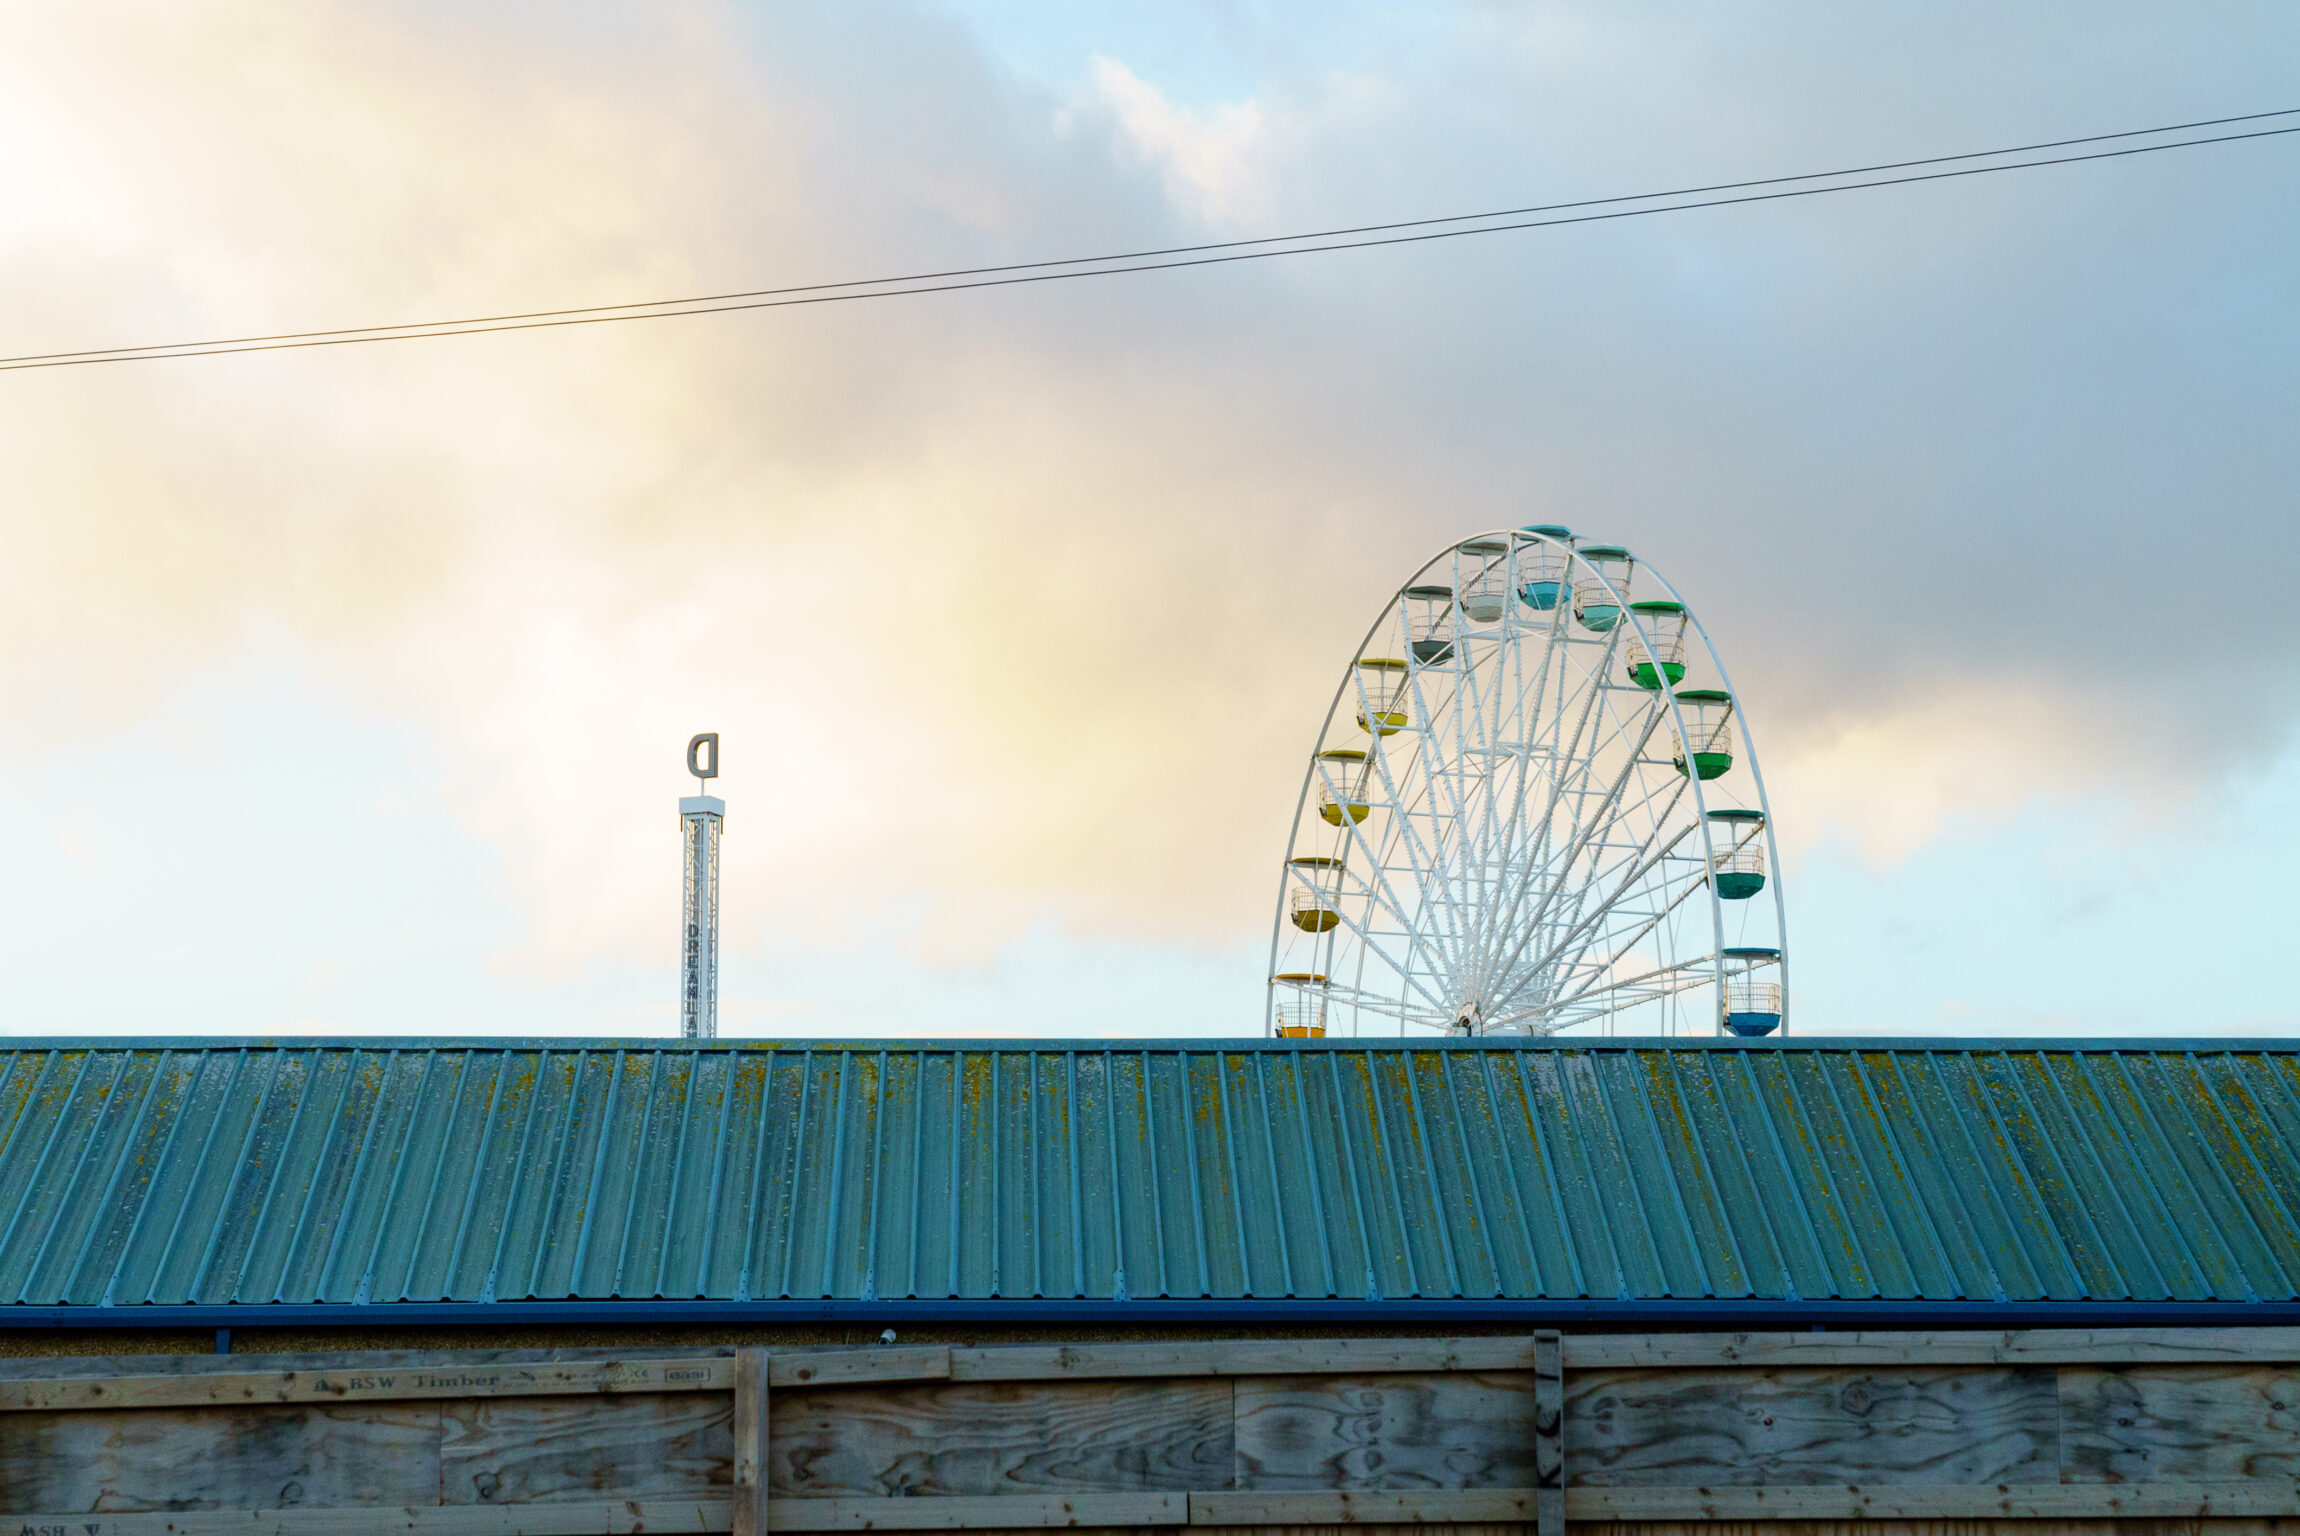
950,1340,1538,1382
1564,1482,2300,1520
1565,1367,2060,1488
769,1380,1233,1499
0,1402,441,1512
1565,1328,2300,1370
766,1493,1184,1530
1189,1490,1539,1525
2061,1365,2300,1482
0,1347,716,1381
0,1503,726,1534
1533,1333,1562,1536
734,1351,769,1536
1574,1523,2300,1536
1185,1526,1535,1536
440,1394,731,1505
774,1349,952,1388
0,1359,730,1412
1232,1374,1537,1492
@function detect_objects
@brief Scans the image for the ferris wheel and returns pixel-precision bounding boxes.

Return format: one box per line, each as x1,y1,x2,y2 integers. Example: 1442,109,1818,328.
1266,527,1787,1038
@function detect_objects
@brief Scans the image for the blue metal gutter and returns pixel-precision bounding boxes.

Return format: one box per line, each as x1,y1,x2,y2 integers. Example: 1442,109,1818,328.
8,1297,2300,1331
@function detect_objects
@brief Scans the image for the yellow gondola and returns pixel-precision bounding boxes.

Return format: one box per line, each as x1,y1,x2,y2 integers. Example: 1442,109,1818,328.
1315,749,1371,825
1354,658,1410,735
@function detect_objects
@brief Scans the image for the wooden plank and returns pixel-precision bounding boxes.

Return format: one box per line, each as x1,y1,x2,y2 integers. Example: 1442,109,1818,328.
2061,1364,2300,1482
1232,1373,1537,1491
735,1350,770,1536
1532,1331,1562,1536
1563,1481,2300,1520
773,1348,952,1388
24,1485,2297,1534
951,1339,1537,1382
0,1357,731,1413
1566,1365,2059,1488
0,1346,720,1382
1189,1527,1532,1536
438,1393,729,1505
766,1493,1184,1530
0,1401,441,1512
0,1504,728,1534
1565,1327,2300,1369
1188,1489,1539,1524
770,1380,1232,1498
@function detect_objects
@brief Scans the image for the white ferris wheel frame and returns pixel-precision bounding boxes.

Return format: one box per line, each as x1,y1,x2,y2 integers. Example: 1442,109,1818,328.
1263,529,1789,1037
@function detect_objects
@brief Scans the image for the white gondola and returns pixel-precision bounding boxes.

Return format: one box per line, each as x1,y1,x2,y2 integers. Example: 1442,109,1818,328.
1457,540,1511,623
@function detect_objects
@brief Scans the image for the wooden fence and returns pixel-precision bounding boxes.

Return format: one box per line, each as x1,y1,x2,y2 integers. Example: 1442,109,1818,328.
8,1328,2300,1534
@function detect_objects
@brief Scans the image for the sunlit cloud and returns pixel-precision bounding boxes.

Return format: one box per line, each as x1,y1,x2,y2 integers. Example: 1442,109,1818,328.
0,1,2295,1036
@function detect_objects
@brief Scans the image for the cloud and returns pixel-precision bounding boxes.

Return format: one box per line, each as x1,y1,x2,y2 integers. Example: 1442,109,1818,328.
1,0,2296,1019
1088,55,1277,225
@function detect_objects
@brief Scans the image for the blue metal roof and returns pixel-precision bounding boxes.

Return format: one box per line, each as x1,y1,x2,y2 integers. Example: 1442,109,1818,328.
3,1038,2299,1321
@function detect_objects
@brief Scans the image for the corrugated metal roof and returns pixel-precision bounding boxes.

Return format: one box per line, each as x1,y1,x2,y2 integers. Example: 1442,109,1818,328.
3,1038,2299,1312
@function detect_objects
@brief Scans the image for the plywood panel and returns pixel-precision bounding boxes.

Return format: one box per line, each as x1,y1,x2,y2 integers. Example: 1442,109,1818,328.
2061,1365,2300,1482
1232,1374,1537,1492
440,1393,731,1504
1565,1367,2059,1488
0,1401,440,1511
769,1380,1233,1499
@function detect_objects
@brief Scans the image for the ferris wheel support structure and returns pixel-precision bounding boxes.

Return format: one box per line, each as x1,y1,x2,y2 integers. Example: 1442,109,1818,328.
1264,528,1788,1038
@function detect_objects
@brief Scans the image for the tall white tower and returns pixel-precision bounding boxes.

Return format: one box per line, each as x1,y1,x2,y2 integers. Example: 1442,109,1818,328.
680,732,723,1040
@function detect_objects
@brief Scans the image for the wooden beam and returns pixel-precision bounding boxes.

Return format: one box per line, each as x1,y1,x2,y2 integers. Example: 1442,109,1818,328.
0,1356,731,1413
734,1348,770,1536
950,1337,1539,1381
22,1325,2300,1420
1532,1330,1562,1536
1565,1482,2300,1520
772,1346,953,1388
766,1493,1185,1530
1564,1326,2300,1369
0,1503,729,1534
1187,1490,1538,1525
19,1484,2300,1533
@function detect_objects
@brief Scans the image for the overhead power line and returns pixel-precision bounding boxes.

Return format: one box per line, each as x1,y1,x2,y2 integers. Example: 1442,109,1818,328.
5,108,2295,372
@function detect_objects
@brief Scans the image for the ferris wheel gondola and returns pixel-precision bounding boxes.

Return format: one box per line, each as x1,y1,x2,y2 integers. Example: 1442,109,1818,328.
1266,528,1788,1037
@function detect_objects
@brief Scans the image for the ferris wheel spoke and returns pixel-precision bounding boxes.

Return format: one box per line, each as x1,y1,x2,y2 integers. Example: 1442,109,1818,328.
1321,883,1459,1018
1547,947,1723,1015
1497,690,1670,955
1271,529,1784,1038
1503,820,1699,1001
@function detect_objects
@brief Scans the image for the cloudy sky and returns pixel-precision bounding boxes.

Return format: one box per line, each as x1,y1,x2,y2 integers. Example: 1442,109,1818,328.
1,2,2295,1041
